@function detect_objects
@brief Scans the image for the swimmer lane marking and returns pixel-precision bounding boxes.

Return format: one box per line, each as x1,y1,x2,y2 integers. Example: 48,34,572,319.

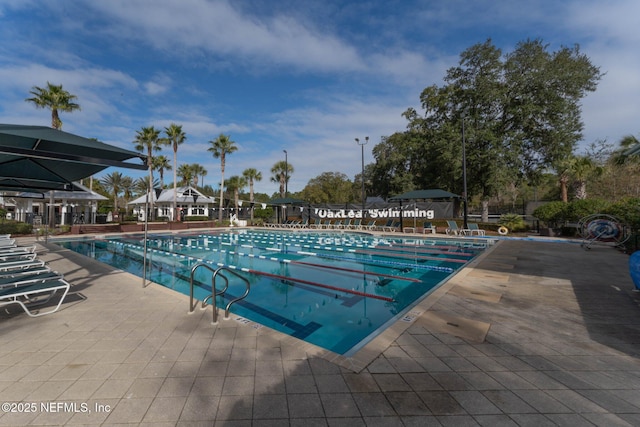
197,233,473,261
202,235,476,262
246,230,487,250
166,240,422,283
115,241,395,302
237,231,477,254
187,237,454,273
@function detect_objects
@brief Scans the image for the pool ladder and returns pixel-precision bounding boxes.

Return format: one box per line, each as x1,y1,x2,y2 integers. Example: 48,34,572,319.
189,263,251,324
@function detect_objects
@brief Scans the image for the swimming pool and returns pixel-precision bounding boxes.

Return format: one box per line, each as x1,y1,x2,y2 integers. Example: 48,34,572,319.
55,229,490,355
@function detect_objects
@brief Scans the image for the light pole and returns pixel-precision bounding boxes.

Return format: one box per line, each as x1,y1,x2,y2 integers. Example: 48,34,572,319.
283,150,288,198
461,114,468,229
355,136,368,217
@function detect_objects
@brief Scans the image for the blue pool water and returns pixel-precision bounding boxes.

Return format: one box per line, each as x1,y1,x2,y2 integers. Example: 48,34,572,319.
54,229,489,355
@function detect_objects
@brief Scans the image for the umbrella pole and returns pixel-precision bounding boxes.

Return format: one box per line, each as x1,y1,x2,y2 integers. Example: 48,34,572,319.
142,190,149,287
46,192,54,243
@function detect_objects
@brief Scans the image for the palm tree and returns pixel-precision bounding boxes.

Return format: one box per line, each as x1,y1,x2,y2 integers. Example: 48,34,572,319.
134,176,161,195
120,176,135,217
101,172,124,219
153,155,172,188
177,164,195,186
191,163,207,188
208,134,238,221
25,82,81,129
164,124,186,221
226,175,247,214
270,160,293,198
133,126,163,220
243,168,262,222
572,156,603,200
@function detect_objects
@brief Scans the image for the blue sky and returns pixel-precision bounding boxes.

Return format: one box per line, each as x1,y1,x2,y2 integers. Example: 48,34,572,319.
0,0,638,195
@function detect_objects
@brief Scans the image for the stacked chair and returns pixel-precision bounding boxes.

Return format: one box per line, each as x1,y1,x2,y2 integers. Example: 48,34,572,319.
0,235,70,317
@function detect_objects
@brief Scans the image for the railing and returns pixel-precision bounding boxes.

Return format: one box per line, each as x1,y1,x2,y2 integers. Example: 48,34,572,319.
189,263,250,324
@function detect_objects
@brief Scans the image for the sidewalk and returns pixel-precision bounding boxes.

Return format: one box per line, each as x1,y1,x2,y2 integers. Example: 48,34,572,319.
0,237,639,425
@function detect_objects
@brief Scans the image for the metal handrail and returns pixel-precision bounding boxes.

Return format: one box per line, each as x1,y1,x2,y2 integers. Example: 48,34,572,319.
189,263,251,324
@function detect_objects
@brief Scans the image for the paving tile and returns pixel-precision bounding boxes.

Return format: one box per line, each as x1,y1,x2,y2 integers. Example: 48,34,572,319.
385,391,431,416
143,396,188,422
252,394,289,419
287,393,325,418
103,397,153,424
0,237,637,425
363,367,407,391
285,375,318,394
352,392,396,417
481,390,537,414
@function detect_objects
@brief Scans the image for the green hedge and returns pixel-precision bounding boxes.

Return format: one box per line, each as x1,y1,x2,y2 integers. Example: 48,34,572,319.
0,221,33,235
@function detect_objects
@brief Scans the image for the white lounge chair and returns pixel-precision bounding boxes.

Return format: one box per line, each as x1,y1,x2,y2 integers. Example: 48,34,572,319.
0,270,62,289
422,222,437,234
446,220,471,236
0,244,37,255
0,258,46,272
0,276,70,317
0,252,37,263
467,223,486,236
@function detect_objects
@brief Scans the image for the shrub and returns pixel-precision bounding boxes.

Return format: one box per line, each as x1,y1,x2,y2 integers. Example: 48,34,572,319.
498,214,527,232
532,201,567,227
566,199,611,223
0,221,33,235
253,208,273,221
184,216,209,222
605,198,640,229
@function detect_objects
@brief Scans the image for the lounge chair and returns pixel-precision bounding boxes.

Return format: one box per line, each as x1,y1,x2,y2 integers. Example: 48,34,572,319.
422,222,437,234
383,221,401,232
310,219,322,229
0,238,16,248
0,244,37,255
0,258,46,272
446,220,470,236
364,220,377,230
0,276,70,317
467,223,486,236
376,220,393,231
0,252,37,263
0,265,52,281
331,220,344,229
0,270,62,289
294,219,308,229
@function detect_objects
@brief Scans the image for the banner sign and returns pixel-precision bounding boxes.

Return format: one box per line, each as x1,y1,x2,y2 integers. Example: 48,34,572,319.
308,201,453,220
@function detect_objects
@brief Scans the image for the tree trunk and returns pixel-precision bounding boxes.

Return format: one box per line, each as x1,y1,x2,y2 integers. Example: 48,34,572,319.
173,150,177,221
560,176,569,203
481,199,489,223
249,180,255,221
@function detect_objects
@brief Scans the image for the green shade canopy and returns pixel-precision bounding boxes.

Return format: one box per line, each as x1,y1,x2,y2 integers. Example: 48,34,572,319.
268,197,307,205
388,189,460,201
0,124,146,192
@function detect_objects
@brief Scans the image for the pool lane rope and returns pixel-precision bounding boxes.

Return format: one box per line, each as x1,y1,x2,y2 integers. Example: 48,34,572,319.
193,233,458,272
152,238,427,281
113,240,395,302
239,230,484,255
190,235,455,273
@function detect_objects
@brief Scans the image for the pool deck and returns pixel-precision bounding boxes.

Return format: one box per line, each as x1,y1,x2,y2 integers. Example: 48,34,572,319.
1,231,640,426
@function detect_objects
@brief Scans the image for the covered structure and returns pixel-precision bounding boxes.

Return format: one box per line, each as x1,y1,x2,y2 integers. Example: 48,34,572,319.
267,197,307,224
388,189,461,232
10,182,107,225
0,124,146,229
0,124,146,192
128,186,216,222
